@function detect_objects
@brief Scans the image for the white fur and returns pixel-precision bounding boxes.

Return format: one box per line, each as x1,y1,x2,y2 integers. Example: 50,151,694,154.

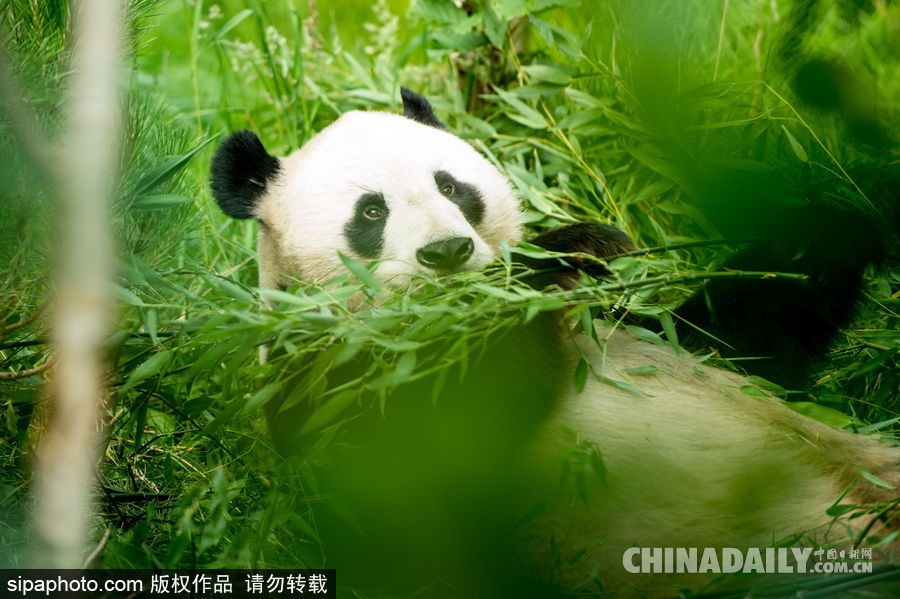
513,329,900,594
251,106,899,594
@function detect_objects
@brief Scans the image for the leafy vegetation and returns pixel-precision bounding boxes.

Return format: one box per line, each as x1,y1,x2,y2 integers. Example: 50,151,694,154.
1,0,899,595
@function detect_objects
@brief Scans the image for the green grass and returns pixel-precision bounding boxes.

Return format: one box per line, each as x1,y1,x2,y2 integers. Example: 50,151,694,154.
1,0,899,595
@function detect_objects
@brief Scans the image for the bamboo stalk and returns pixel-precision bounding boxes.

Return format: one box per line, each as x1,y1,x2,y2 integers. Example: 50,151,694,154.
30,0,122,568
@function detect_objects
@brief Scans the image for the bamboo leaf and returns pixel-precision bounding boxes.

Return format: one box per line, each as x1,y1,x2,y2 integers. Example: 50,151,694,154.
242,382,283,414
781,125,808,162
574,358,587,393
659,311,680,357
132,135,217,197
514,502,548,527
785,402,855,428
859,468,897,490
483,1,507,47
739,385,768,398
121,351,170,394
339,252,382,290
522,64,571,86
132,194,195,211
409,0,467,24
204,9,252,51
494,87,547,129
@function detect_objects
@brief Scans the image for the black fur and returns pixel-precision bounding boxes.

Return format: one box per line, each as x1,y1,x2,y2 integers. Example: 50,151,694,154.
209,130,281,220
520,222,636,290
670,205,883,390
517,216,880,392
434,170,485,227
266,308,568,598
344,192,388,259
401,87,447,130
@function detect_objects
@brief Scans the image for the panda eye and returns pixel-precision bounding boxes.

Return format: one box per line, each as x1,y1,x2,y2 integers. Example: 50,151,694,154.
440,183,456,197
363,206,384,220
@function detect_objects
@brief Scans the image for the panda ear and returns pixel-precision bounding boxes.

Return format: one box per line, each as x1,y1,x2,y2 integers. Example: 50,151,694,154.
401,87,447,131
210,130,281,220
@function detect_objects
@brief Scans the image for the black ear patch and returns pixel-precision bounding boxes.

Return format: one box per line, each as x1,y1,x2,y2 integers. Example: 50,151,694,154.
401,87,447,131
210,130,281,220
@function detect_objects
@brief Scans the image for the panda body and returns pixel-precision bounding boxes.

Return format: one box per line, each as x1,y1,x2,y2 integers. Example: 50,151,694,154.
210,89,900,596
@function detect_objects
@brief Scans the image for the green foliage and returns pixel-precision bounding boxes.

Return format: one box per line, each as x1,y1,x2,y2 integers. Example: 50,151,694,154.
1,0,899,596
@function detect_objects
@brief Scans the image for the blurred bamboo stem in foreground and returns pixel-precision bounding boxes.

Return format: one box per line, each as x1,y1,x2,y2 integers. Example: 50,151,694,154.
30,0,122,567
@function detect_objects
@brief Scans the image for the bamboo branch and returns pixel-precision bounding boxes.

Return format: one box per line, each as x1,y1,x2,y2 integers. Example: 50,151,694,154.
613,238,758,258
587,269,809,294
78,528,111,569
0,357,56,381
0,298,49,346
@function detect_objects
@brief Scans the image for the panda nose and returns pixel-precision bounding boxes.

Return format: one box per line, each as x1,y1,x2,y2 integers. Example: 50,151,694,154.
416,237,475,271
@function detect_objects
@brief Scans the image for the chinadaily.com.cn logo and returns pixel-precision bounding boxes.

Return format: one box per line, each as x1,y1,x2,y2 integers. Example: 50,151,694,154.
623,547,874,574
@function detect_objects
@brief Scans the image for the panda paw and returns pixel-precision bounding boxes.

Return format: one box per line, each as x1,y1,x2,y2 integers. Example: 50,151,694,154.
519,222,635,290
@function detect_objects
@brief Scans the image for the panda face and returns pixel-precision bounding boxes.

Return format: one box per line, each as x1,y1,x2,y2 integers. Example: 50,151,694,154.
211,94,522,290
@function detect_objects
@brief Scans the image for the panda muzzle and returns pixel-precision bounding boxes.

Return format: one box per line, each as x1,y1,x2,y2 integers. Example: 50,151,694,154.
416,237,475,272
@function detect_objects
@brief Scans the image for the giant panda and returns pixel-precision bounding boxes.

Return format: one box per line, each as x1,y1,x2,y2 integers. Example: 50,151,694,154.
210,88,900,597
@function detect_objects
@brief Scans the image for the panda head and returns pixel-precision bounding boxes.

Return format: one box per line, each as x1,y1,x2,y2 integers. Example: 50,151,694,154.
210,89,523,290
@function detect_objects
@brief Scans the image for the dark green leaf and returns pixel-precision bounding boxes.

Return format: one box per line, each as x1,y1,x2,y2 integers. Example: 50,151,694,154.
132,194,195,212
121,351,170,394
574,358,587,393
514,502,548,527
590,450,607,487
132,135,216,197
242,382,283,414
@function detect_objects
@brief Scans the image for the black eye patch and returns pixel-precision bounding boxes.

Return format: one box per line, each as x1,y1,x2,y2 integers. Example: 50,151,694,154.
345,192,388,259
434,171,485,227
